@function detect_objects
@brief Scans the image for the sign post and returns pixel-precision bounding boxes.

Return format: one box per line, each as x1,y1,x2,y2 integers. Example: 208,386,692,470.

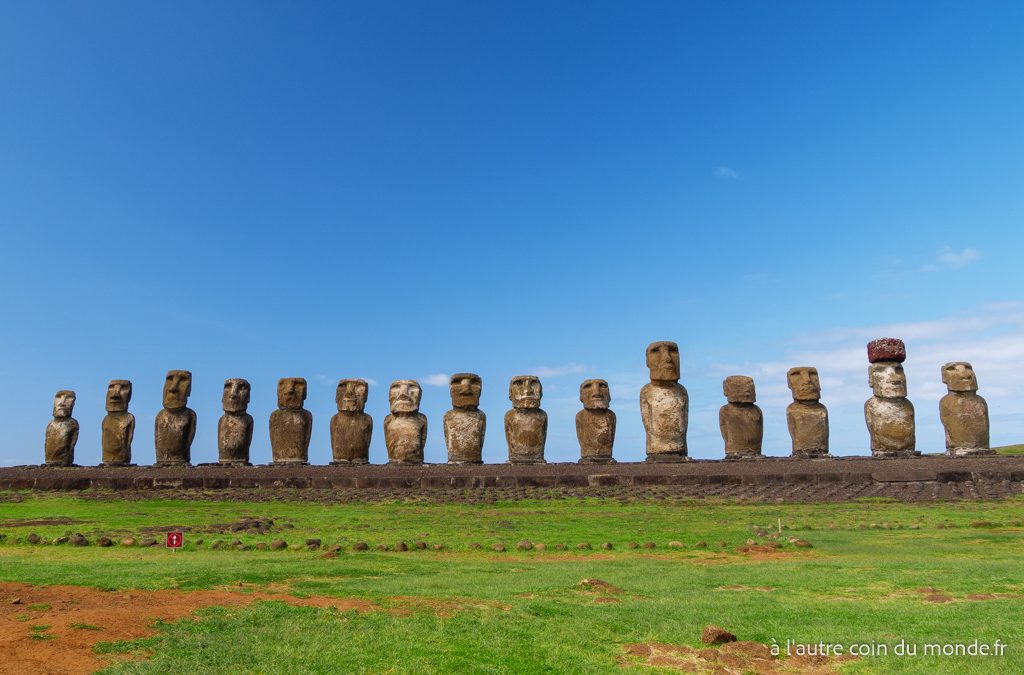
166,532,183,551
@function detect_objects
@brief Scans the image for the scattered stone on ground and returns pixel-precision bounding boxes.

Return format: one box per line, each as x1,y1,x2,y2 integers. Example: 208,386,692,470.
353,541,368,551
395,541,408,552
627,541,639,549
667,541,683,549
96,537,112,547
576,542,592,550
642,541,656,549
600,542,613,550
491,543,506,552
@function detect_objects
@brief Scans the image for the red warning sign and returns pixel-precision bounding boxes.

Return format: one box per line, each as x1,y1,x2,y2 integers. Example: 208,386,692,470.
166,532,183,548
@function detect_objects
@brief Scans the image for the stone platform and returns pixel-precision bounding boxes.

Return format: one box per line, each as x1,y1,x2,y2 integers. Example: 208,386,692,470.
2,455,1023,502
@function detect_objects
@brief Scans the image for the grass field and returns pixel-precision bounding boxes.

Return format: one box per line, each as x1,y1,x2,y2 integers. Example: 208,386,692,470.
994,444,1024,455
1,492,1023,674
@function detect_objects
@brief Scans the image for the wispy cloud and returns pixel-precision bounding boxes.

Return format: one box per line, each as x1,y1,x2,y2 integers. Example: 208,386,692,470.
531,363,587,378
422,373,450,387
922,245,981,272
714,166,740,179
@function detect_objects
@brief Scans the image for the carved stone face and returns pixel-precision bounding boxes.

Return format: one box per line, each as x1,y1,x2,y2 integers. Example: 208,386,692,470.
449,373,482,409
106,380,132,412
869,363,907,398
277,378,307,410
222,378,251,413
389,380,422,413
646,341,680,382
162,370,192,410
787,367,821,402
53,390,76,418
509,375,542,409
580,379,610,410
724,375,756,403
942,362,978,393
337,379,369,412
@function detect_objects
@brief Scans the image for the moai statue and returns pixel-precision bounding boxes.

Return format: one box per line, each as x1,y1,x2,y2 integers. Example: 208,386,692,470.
719,376,763,459
576,379,616,464
444,373,485,464
505,375,547,464
939,362,993,456
864,338,918,457
155,370,197,466
640,341,688,461
269,377,312,465
331,379,372,464
218,378,253,465
385,380,427,464
44,390,79,467
786,367,829,458
101,380,134,466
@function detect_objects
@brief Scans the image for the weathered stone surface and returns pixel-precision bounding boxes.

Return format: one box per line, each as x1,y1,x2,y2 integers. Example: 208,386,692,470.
385,380,426,464
701,625,737,645
865,361,918,457
939,362,993,456
505,375,546,464
101,380,135,466
155,370,196,466
444,373,485,464
44,390,78,467
577,379,616,464
331,379,372,464
867,337,906,364
218,378,253,465
270,378,312,465
640,341,688,461
720,376,763,458
786,367,829,458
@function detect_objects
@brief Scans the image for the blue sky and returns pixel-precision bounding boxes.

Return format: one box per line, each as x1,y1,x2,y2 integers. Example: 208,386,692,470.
2,1,1023,465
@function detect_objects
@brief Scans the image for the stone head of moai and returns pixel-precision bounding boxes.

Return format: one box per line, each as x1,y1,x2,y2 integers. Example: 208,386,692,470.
580,379,610,410
942,362,978,393
105,380,132,412
277,378,307,410
337,379,369,413
646,341,680,382
869,363,907,398
162,370,192,410
450,373,482,410
222,378,251,413
509,375,542,409
723,375,756,404
52,390,76,418
389,380,422,414
787,367,821,402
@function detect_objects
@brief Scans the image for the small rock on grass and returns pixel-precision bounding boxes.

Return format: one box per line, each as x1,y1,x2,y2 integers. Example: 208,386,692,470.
600,542,613,550
491,543,506,552
626,541,639,549
554,544,567,551
469,542,482,550
517,540,533,551
431,543,444,551
694,541,708,548
701,625,737,645
27,533,41,544
375,544,389,551
139,538,157,547
70,534,88,547
414,541,427,550
53,536,69,545
791,539,813,548
121,537,136,547
353,541,369,551
395,541,409,552
642,542,656,549
97,537,112,548
534,543,546,552
270,540,287,550
668,541,684,549
305,538,321,547
576,542,592,550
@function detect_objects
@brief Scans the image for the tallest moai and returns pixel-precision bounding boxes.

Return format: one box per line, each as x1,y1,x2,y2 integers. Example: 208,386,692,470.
640,341,688,461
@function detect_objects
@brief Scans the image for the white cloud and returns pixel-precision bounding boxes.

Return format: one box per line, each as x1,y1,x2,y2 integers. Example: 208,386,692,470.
532,363,587,378
922,246,981,272
714,166,740,179
422,373,451,387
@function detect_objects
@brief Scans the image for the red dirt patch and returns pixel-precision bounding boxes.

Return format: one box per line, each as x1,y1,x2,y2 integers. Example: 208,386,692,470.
718,585,774,592
0,582,376,674
965,593,1022,601
922,594,955,604
623,641,855,674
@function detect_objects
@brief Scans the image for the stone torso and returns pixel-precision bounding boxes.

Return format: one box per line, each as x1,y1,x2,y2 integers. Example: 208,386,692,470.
331,412,373,463
444,409,486,463
640,382,688,457
384,413,427,464
576,409,616,462
44,418,79,466
720,404,763,457
505,408,547,463
155,408,196,464
102,412,135,465
218,412,254,464
270,409,312,463
939,393,990,455
864,397,915,455
786,401,829,457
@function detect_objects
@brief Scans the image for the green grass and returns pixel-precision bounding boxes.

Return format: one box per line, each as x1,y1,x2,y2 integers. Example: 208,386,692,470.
994,444,1024,456
1,493,1023,673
